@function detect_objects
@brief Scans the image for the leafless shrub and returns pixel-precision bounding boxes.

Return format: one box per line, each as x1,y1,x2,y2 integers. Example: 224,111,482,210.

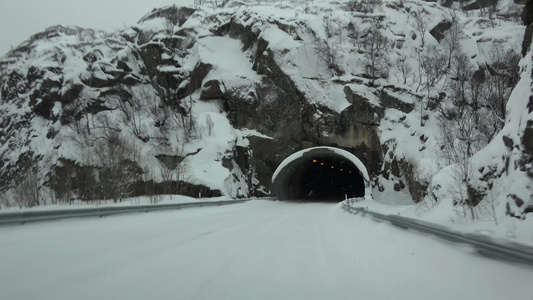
64,102,96,147
415,197,431,216
505,4,523,25
92,132,143,202
323,15,337,39
182,96,197,141
12,168,41,208
477,181,500,225
5,46,18,58
58,178,74,205
194,0,227,7
158,156,192,195
0,190,11,209
77,29,97,43
315,41,343,76
346,0,381,14
478,0,498,27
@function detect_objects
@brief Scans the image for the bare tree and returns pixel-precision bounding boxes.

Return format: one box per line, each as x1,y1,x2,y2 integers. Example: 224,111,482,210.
447,52,473,116
116,86,149,142
422,46,447,97
316,16,344,77
413,11,427,48
347,22,364,53
419,46,447,125
443,12,462,68
414,49,424,93
483,44,520,132
363,21,390,85
315,41,342,76
489,44,520,87
439,112,482,220
393,53,413,85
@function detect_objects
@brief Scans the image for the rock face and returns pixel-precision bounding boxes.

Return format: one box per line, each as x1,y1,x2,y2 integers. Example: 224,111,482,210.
0,0,528,212
522,0,533,55
431,0,533,219
504,1,533,216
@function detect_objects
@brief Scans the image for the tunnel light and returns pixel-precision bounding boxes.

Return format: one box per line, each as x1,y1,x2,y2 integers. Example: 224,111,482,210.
340,169,343,171
331,166,334,169
320,162,324,165
313,160,317,163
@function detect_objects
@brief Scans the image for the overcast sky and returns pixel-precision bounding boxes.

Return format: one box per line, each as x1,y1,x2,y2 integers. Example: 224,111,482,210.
0,0,196,56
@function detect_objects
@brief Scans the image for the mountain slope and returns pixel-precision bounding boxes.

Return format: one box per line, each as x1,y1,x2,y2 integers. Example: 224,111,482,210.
0,0,530,221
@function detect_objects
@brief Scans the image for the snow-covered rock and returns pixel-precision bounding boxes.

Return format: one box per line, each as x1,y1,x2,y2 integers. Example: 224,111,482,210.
0,0,530,222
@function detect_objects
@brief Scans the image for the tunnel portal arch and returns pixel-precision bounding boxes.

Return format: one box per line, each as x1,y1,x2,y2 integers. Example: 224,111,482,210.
271,147,371,201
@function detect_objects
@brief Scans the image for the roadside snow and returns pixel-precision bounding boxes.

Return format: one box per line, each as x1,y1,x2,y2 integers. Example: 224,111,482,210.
0,201,531,300
0,195,228,214
349,197,533,247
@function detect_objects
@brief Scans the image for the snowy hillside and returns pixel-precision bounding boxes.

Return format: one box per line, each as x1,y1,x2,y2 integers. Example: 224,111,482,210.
0,0,531,228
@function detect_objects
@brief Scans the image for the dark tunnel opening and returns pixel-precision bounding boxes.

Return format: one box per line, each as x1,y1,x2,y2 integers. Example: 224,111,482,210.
289,155,365,201
271,148,368,202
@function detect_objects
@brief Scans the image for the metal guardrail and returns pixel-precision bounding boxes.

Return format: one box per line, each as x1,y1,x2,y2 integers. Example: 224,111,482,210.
0,200,249,226
342,202,533,266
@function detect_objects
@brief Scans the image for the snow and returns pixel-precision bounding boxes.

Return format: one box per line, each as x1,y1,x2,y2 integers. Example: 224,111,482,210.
0,0,531,254
197,36,261,83
0,201,531,300
350,192,533,247
260,26,299,50
272,146,370,183
0,195,228,214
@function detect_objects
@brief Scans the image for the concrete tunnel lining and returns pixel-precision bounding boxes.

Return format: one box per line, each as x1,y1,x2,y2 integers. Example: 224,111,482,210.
271,147,371,201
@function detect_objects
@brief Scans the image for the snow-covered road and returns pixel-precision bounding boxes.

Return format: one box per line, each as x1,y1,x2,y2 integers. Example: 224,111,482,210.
1,200,531,300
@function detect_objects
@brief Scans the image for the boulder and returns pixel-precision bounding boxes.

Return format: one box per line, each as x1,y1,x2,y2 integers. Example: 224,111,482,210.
522,120,533,155
429,20,452,43
200,80,226,100
343,86,383,125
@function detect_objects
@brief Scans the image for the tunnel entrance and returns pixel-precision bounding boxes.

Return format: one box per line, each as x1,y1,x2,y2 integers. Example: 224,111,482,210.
271,147,370,202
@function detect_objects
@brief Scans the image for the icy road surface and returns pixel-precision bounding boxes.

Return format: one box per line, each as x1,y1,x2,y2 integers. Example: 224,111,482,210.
1,200,532,300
